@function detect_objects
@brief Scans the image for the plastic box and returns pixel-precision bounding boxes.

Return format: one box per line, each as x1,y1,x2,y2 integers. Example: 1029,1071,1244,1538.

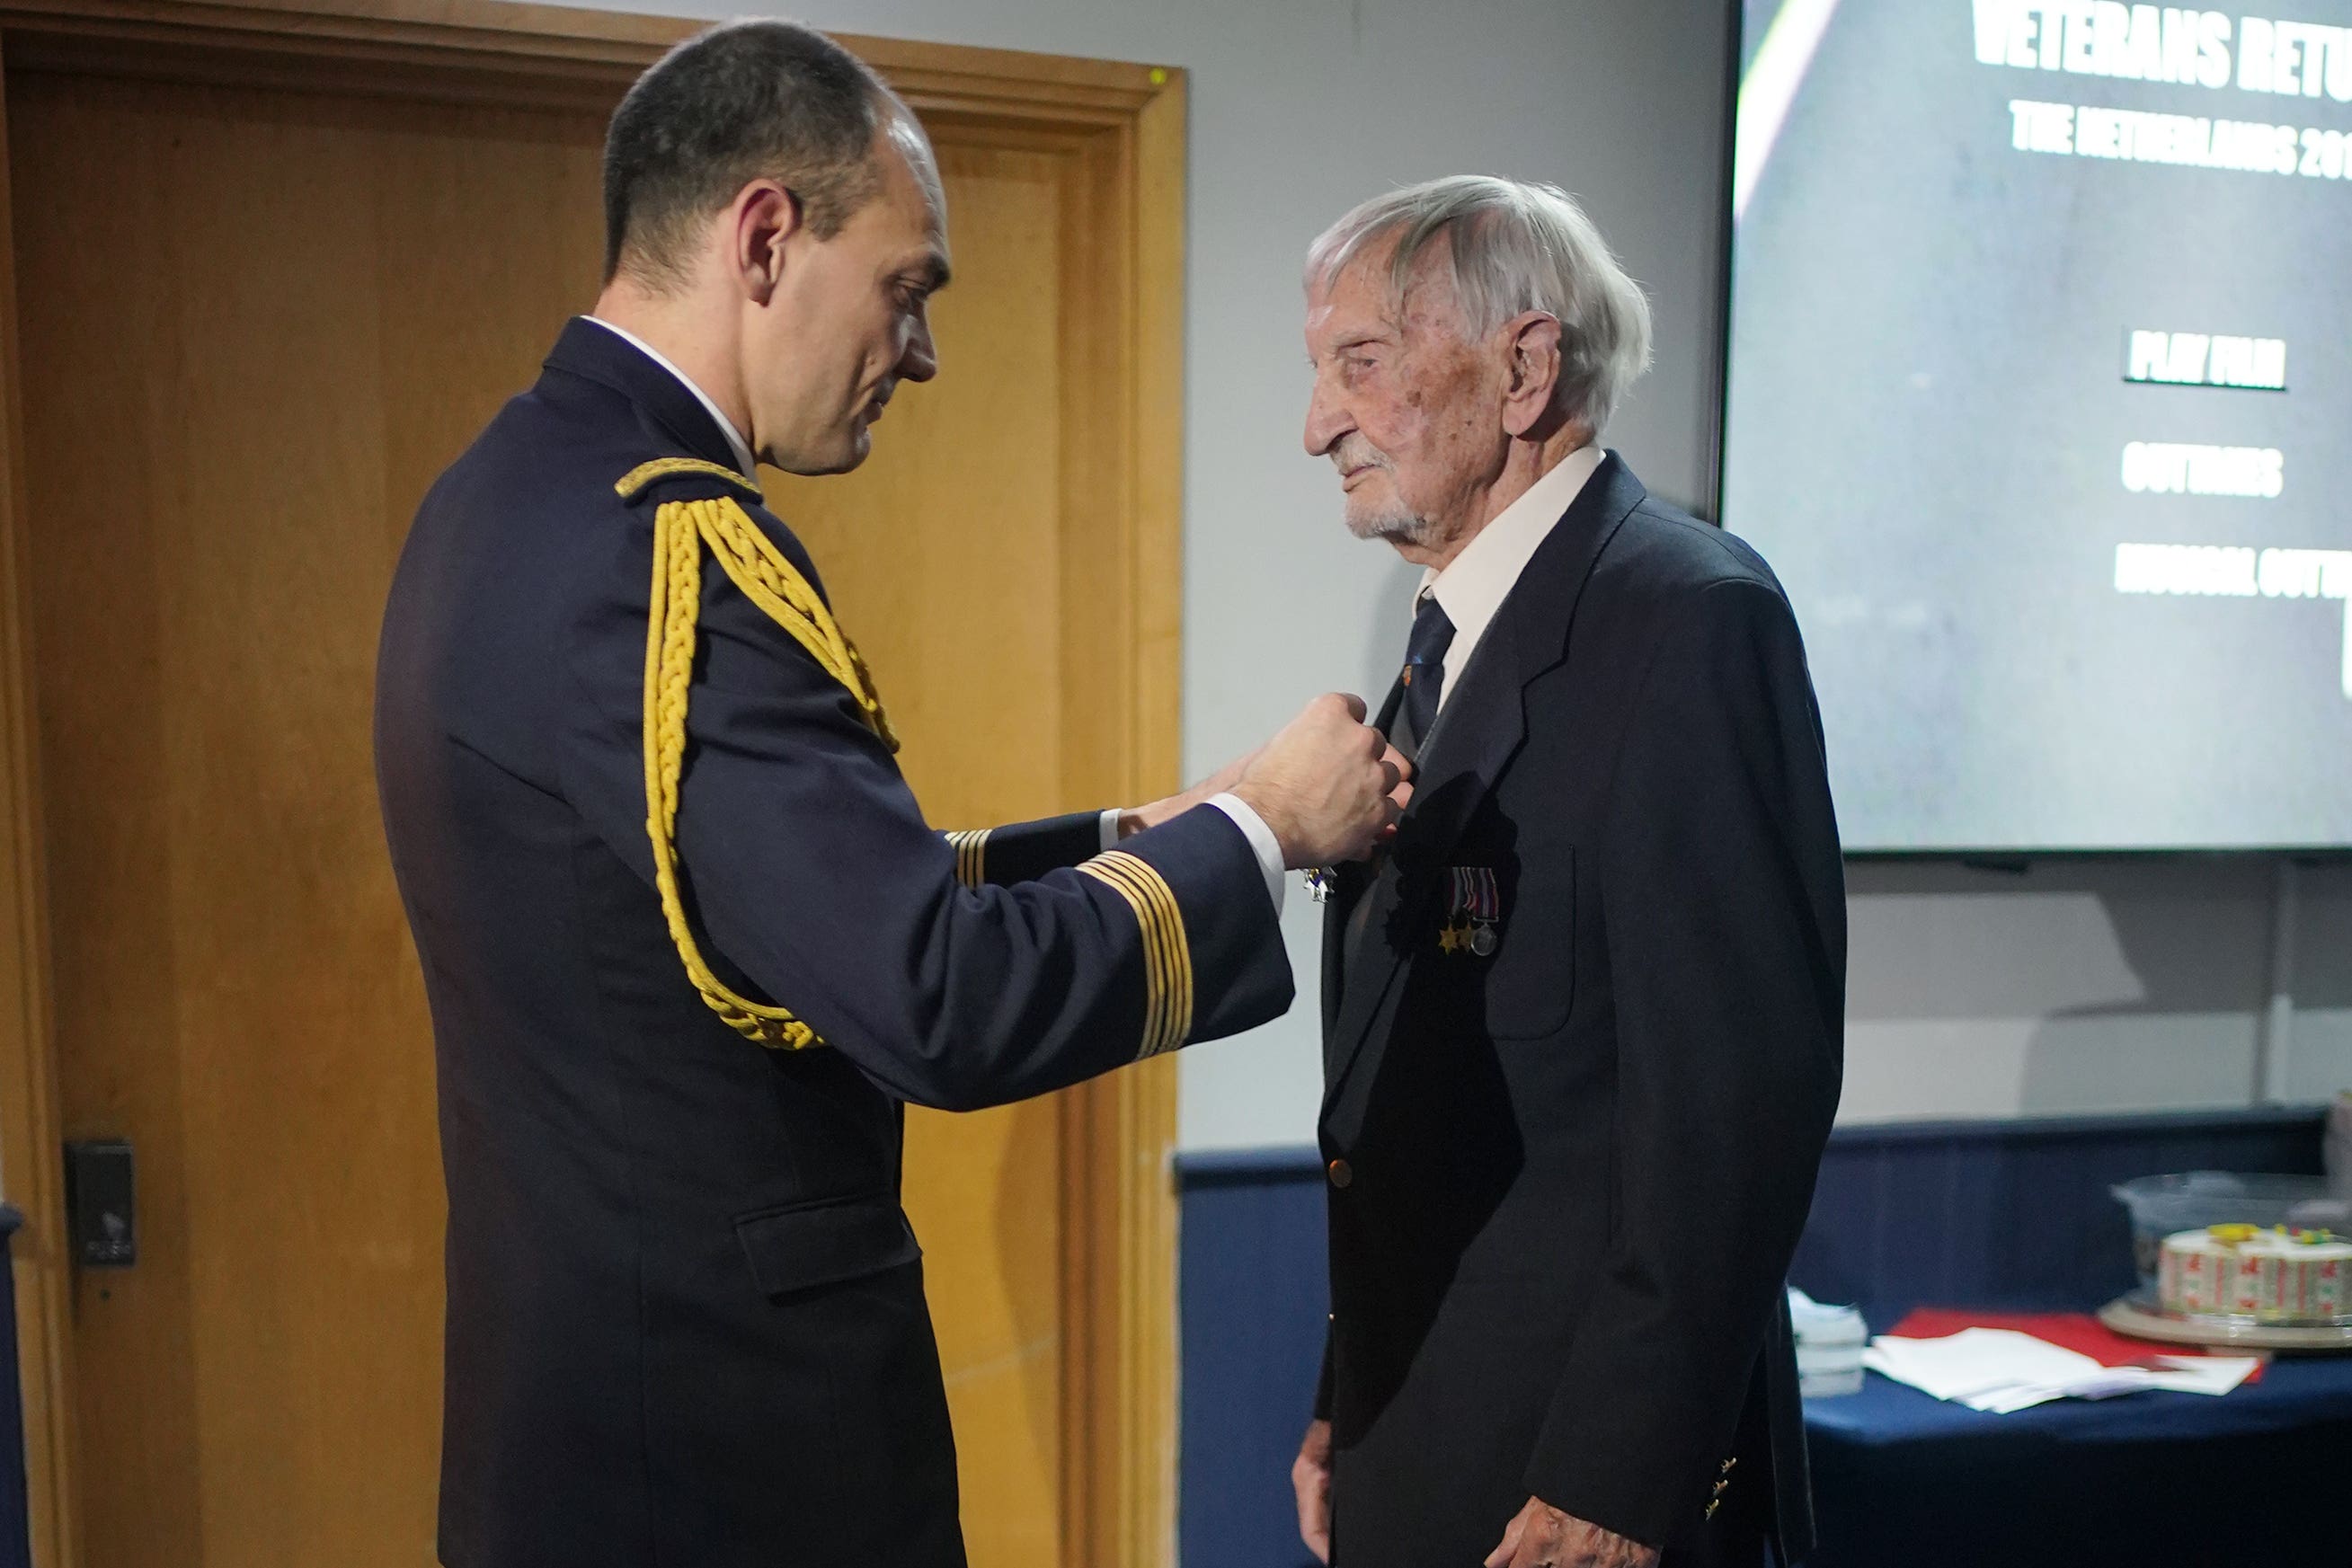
2109,1172,2351,1293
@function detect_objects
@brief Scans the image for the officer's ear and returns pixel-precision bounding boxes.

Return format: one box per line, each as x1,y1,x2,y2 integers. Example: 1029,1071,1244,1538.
730,179,802,306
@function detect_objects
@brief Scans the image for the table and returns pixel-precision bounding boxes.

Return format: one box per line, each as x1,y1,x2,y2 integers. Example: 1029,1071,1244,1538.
1801,1357,2352,1565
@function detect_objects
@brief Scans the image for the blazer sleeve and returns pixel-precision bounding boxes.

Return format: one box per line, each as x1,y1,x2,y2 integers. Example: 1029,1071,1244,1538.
943,812,1109,889
558,492,1294,1112
1522,577,1844,1546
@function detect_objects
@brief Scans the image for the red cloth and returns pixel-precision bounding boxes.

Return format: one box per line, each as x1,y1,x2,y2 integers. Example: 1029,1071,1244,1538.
1885,1307,2266,1384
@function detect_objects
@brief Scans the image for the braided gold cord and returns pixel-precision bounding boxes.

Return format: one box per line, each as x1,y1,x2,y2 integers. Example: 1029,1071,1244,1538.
640,491,897,1050
615,456,763,499
627,466,1184,1063
695,498,899,751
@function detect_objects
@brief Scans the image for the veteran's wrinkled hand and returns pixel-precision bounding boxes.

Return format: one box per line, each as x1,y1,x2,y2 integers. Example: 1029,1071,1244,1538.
1291,1417,1334,1564
1486,1496,1660,1568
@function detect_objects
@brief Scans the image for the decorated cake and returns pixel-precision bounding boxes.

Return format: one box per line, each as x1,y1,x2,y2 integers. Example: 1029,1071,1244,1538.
2158,1223,2351,1321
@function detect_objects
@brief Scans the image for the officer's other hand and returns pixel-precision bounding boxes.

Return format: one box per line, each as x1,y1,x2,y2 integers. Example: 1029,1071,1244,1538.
1115,746,1262,838
1291,1417,1334,1564
1232,694,1409,868
1485,1495,1659,1568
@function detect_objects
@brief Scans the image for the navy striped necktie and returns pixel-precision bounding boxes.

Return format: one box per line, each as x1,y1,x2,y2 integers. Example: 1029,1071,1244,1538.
1397,593,1456,756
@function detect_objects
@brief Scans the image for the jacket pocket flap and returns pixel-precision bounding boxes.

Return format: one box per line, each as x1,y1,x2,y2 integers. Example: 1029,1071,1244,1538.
734,1193,921,1298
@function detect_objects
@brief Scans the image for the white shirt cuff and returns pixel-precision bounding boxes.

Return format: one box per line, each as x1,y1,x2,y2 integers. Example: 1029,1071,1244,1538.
1098,808,1123,852
1205,793,1286,915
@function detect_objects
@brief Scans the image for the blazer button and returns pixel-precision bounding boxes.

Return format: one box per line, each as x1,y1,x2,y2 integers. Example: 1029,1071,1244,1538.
1327,1158,1354,1190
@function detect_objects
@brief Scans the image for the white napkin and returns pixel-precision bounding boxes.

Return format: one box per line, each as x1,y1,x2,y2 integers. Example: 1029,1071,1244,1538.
2135,1355,2265,1397
1863,1326,2259,1413
1788,1287,1872,1396
1788,1286,1867,1346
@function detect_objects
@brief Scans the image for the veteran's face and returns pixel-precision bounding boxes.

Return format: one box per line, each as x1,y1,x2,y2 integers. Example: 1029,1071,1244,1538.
748,122,947,476
1302,241,1508,560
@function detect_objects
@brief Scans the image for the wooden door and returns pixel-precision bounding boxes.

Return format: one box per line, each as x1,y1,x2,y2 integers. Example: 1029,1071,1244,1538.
767,130,1143,1564
3,49,1152,1568
765,134,1088,1564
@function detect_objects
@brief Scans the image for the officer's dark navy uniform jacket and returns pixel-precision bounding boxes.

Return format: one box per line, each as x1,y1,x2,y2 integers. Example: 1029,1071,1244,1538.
374,318,1291,1567
1313,456,1845,1568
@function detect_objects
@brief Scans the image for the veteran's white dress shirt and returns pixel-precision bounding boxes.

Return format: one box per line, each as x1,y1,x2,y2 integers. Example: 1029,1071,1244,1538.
1419,443,1606,712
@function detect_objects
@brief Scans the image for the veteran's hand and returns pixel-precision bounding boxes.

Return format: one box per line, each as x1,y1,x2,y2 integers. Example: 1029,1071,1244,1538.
1291,1418,1334,1564
1232,694,1410,868
1485,1497,1659,1568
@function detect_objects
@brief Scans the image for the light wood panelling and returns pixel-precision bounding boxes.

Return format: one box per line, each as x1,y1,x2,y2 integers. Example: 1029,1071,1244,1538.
0,10,1190,1562
767,135,1085,1564
0,5,1185,1561
11,72,607,1565
0,42,79,1568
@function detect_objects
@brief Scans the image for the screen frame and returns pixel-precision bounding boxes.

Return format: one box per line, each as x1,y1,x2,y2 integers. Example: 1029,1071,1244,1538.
1704,0,2352,863
1692,0,1744,530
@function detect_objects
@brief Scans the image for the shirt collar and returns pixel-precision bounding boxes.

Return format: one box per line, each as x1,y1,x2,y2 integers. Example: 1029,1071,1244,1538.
583,316,759,480
1420,443,1606,648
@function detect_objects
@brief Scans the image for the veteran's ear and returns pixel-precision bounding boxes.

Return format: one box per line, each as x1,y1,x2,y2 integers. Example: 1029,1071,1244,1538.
1499,311,1565,439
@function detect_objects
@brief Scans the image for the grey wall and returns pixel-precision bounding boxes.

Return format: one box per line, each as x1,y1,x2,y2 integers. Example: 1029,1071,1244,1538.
545,0,2352,1145
1843,859,2352,1121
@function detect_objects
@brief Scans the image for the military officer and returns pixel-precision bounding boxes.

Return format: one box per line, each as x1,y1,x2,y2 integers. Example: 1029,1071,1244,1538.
373,22,1406,1567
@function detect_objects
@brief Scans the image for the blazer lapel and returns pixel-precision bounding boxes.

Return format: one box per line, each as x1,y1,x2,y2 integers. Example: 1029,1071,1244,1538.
1321,454,1649,1125
1321,676,1405,1040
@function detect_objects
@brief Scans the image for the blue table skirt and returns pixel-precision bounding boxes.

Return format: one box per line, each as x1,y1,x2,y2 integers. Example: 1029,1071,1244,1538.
1,1204,28,1568
1802,1359,2352,1566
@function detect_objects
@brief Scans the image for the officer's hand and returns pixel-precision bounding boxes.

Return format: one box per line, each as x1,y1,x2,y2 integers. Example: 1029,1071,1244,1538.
1115,747,1262,838
1485,1496,1658,1568
1231,694,1410,868
1292,1417,1334,1564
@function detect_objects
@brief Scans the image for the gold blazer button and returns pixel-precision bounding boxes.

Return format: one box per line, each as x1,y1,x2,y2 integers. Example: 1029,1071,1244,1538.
1327,1158,1354,1190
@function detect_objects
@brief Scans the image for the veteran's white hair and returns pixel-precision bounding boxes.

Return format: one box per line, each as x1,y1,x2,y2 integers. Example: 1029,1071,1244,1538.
1305,175,1654,436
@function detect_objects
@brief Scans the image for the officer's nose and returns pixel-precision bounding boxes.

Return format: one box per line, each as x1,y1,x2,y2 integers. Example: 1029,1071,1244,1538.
900,314,939,385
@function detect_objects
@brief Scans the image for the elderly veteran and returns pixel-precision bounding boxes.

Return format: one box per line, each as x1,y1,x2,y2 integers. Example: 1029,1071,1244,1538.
376,21,1407,1567
1288,176,1846,1568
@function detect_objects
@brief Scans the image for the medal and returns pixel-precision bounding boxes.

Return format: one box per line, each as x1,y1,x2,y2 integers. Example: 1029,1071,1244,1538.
1467,868,1499,955
1443,868,1502,956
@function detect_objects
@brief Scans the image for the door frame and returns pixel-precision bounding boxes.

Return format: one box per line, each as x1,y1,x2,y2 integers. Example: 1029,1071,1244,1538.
0,4,1187,1564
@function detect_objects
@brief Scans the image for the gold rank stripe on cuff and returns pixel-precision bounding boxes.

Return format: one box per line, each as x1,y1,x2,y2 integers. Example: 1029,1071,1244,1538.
945,829,990,889
1078,853,1191,1059
1076,850,1194,1059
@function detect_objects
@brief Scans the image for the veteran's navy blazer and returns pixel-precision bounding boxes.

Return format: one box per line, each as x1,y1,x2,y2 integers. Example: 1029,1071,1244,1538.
1314,455,1845,1567
375,319,1290,1567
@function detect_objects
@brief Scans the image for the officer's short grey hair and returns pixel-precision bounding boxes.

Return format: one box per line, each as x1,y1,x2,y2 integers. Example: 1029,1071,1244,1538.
1305,176,1654,436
